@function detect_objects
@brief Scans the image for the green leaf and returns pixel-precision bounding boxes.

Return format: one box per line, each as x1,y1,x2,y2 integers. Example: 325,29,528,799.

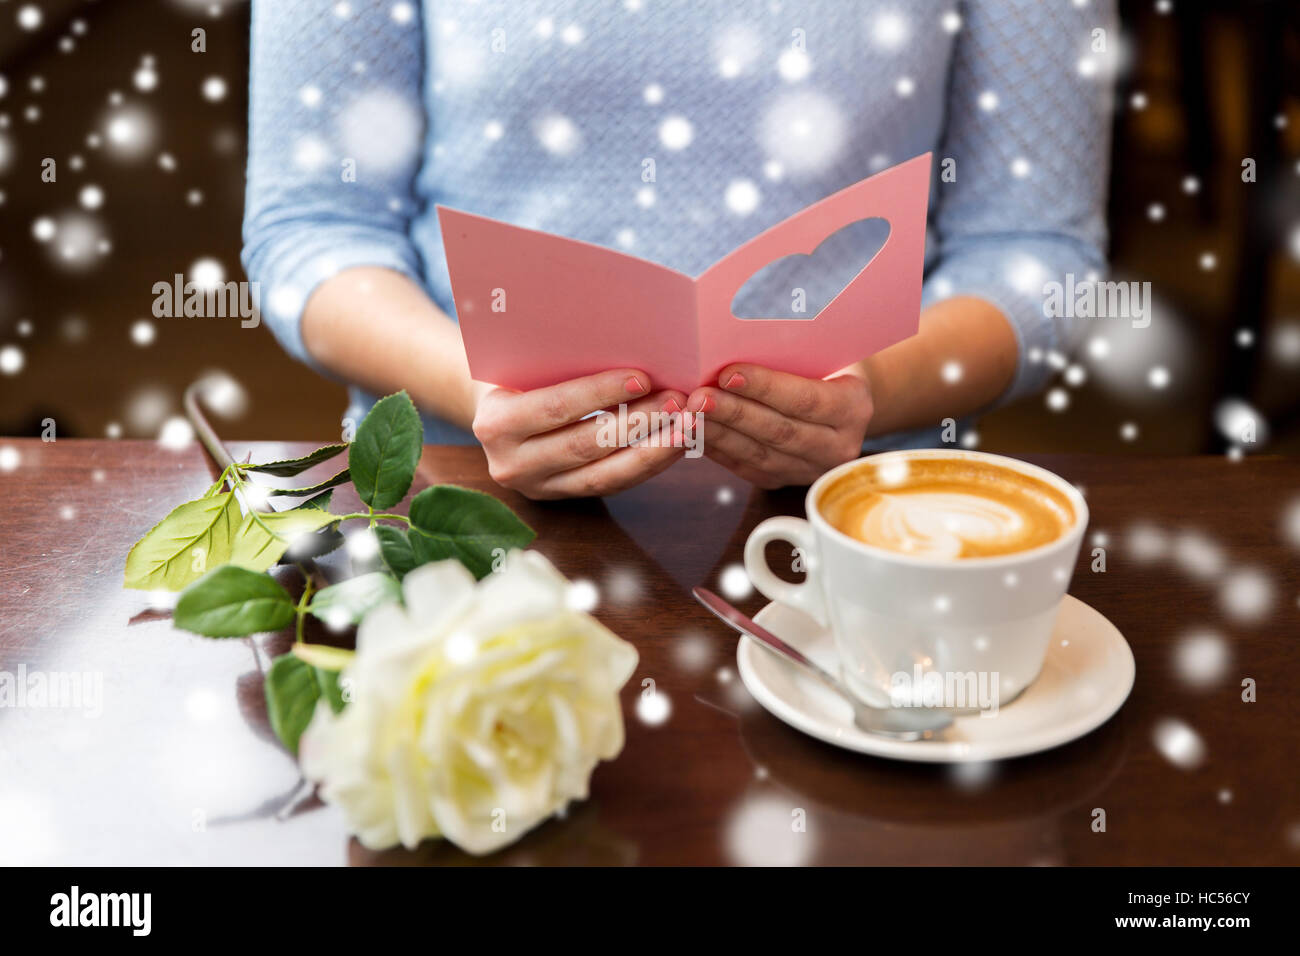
229,508,340,571
244,444,348,477
269,468,351,498
292,642,356,671
124,493,242,591
265,653,344,754
407,485,535,579
286,490,344,558
375,525,417,578
173,565,296,637
280,525,345,563
317,668,347,714
294,488,334,511
287,646,350,715
307,572,401,626
349,391,423,510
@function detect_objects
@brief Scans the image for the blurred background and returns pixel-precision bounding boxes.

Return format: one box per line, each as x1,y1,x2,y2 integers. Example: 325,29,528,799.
1,0,1299,454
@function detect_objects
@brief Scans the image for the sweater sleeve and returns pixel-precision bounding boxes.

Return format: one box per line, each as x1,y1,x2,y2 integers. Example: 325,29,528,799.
241,0,428,371
924,0,1116,405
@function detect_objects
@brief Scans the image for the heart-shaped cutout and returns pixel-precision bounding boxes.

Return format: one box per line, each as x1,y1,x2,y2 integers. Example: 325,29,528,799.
730,216,891,321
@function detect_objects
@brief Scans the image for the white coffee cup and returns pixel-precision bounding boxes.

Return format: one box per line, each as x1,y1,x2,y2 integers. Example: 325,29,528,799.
743,450,1088,710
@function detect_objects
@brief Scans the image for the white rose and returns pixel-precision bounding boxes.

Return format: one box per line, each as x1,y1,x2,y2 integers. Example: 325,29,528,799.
299,550,638,855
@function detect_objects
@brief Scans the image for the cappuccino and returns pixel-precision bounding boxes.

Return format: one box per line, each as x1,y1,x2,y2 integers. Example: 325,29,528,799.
819,456,1075,559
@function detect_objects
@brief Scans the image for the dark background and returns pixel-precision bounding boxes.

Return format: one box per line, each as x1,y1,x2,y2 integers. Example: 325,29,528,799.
1,0,1299,454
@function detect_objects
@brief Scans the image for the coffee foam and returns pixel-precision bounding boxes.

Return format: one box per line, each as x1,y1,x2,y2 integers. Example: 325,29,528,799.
819,457,1075,559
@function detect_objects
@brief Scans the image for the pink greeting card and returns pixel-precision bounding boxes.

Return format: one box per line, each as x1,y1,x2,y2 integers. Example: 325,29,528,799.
439,152,931,395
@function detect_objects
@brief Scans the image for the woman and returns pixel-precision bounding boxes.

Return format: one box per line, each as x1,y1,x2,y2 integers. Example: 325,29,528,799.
243,0,1113,499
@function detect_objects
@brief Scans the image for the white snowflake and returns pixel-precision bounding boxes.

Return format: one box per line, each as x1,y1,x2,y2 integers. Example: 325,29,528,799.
1172,630,1230,689
17,5,42,31
1220,568,1273,624
130,320,155,346
636,690,671,726
1005,255,1047,294
758,90,845,177
658,114,693,150
158,417,195,451
535,112,582,156
103,106,157,158
338,89,423,172
78,184,104,209
293,135,329,171
871,12,909,50
201,76,227,102
713,23,761,79
0,346,23,375
189,257,225,291
777,48,811,82
724,178,760,216
718,563,752,600
565,579,599,612
1153,718,1205,769
134,64,158,92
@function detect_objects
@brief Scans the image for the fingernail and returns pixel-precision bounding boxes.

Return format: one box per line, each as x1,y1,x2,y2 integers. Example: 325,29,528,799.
699,396,716,414
662,397,682,414
722,372,745,390
625,375,646,395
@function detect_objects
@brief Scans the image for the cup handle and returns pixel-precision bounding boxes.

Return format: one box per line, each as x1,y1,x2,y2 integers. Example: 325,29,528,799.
743,516,828,628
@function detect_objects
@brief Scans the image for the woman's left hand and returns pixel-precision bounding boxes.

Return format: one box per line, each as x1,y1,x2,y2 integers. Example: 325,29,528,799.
685,364,873,489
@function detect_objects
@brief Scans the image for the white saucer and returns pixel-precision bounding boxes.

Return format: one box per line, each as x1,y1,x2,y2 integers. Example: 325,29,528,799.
736,595,1135,763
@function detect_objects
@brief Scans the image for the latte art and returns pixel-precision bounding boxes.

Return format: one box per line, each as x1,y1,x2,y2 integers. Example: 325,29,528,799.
819,456,1075,559
858,492,1028,560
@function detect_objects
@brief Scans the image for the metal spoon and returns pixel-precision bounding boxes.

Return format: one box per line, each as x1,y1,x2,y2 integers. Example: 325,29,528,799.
692,587,953,741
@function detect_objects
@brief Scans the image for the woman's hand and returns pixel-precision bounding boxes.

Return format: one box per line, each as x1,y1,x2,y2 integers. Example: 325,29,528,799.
686,364,873,489
473,369,688,500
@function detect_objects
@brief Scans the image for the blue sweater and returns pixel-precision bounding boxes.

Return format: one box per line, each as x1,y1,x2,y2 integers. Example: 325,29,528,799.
243,0,1113,446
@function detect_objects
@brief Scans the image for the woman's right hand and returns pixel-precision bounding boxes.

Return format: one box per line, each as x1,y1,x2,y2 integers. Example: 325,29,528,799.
471,369,688,500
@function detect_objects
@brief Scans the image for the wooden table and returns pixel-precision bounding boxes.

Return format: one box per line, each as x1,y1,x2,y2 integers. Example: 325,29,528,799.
1,440,1297,865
